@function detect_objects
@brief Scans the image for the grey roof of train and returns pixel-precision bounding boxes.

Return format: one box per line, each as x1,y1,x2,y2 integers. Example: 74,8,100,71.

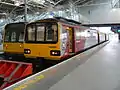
29,17,81,26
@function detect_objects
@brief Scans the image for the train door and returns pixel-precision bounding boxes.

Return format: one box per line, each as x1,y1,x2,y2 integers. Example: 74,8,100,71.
61,25,75,57
66,27,74,53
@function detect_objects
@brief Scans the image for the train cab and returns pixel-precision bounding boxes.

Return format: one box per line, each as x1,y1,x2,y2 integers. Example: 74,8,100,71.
3,22,26,59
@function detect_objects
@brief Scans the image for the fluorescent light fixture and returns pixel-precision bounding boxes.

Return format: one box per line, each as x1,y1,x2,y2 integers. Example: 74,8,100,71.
112,8,117,11
0,19,3,23
15,2,20,6
33,0,45,4
48,15,53,18
12,0,24,6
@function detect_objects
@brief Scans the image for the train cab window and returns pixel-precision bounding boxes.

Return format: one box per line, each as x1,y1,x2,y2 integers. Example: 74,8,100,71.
19,32,24,42
5,32,10,42
28,26,35,41
11,32,16,41
4,23,25,42
37,26,45,41
26,22,58,43
46,24,57,41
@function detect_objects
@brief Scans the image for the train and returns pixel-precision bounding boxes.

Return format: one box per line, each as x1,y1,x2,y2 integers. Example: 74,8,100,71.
3,17,109,63
3,22,27,59
23,17,109,62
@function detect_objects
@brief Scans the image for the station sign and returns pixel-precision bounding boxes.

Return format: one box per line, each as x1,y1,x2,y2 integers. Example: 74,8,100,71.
111,25,120,33
117,30,120,33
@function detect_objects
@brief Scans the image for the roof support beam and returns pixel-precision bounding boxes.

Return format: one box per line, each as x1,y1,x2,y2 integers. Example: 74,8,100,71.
45,0,55,5
24,0,27,22
27,0,49,8
76,2,110,7
111,0,119,7
54,0,64,6
74,0,82,4
0,2,23,7
83,0,93,5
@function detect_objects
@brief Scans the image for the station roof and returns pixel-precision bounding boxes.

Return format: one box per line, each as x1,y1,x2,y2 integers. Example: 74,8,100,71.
0,0,109,18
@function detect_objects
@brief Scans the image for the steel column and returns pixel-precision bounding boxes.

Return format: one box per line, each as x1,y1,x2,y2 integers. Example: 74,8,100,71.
24,0,27,22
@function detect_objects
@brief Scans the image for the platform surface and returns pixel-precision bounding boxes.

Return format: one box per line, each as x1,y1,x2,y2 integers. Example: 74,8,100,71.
4,39,119,90
49,40,120,90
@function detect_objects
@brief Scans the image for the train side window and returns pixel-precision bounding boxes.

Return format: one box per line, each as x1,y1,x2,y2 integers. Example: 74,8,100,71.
28,26,35,41
11,32,16,41
36,26,45,41
19,32,24,42
75,28,81,40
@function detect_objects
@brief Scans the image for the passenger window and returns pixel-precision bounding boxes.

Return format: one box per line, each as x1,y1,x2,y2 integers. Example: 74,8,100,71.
19,32,24,42
75,28,81,40
11,32,16,41
36,26,45,41
28,26,35,41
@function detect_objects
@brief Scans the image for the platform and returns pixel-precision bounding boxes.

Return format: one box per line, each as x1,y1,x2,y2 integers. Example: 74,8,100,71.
49,40,120,90
4,39,120,90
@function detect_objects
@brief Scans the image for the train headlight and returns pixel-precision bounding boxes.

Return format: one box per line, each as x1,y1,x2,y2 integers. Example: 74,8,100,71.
24,49,31,54
50,50,60,56
20,44,22,48
4,44,8,49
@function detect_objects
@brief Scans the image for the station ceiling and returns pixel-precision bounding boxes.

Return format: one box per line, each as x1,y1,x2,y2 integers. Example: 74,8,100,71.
0,0,109,18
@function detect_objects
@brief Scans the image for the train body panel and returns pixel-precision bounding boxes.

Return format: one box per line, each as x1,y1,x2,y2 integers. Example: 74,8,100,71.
3,43,24,54
24,43,61,60
74,27,85,52
99,32,106,43
84,30,98,48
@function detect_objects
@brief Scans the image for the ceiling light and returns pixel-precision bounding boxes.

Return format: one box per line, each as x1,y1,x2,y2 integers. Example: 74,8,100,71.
112,8,117,11
0,19,3,23
36,12,39,14
15,2,20,6
34,0,45,4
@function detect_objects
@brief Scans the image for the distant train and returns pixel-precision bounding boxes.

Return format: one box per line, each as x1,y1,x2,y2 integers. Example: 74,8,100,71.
3,22,26,59
23,17,109,62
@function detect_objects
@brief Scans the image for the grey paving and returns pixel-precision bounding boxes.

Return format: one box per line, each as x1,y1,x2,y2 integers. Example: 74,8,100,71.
49,40,120,90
